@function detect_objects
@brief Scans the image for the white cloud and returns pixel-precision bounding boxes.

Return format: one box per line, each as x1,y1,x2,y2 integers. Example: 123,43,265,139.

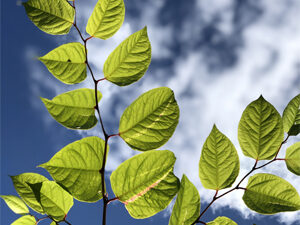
26,0,300,224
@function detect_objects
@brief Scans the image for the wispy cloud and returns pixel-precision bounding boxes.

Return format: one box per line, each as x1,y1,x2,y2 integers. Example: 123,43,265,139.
26,0,300,224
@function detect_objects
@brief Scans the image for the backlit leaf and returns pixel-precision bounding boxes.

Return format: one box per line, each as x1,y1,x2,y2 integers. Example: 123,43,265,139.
110,150,179,218
39,43,86,84
243,173,300,214
169,175,200,225
285,142,300,176
199,125,239,190
86,0,125,39
41,88,101,129
0,195,29,215
23,0,74,35
29,181,73,221
39,136,107,202
119,87,179,151
238,96,284,160
11,173,48,213
282,94,300,136
207,216,237,225
103,27,151,86
11,215,36,225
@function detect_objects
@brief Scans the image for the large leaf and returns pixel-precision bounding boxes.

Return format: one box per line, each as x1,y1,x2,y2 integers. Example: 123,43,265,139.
119,87,179,151
39,136,107,202
29,181,73,221
23,0,74,35
11,173,48,213
39,43,86,84
0,195,29,215
285,142,300,176
110,150,179,218
282,94,300,135
103,27,151,86
243,173,300,214
86,0,125,40
207,216,237,225
11,215,36,225
41,88,101,129
199,125,239,190
238,96,284,160
169,175,200,225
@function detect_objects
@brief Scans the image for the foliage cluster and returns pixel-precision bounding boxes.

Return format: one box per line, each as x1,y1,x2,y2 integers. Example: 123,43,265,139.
1,0,300,225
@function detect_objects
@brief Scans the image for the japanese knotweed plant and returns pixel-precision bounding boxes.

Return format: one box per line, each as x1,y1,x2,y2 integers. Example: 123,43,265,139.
1,0,300,225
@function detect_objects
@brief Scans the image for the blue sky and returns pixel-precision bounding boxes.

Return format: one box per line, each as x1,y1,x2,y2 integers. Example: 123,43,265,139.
1,0,300,225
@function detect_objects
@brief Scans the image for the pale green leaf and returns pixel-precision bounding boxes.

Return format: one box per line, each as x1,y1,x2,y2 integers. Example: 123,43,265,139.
86,0,125,40
282,94,300,135
243,173,300,214
50,222,56,225
39,136,107,202
110,150,179,218
119,87,179,151
207,216,237,225
11,173,48,213
41,88,101,129
169,175,200,225
238,96,284,160
23,0,74,35
285,142,300,176
39,43,86,84
11,215,36,225
199,125,240,190
103,27,151,86
0,195,29,215
29,181,73,221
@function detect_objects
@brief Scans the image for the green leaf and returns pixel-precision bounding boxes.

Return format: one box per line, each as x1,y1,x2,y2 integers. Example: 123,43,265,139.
199,125,240,190
243,173,300,214
110,150,179,218
169,175,200,225
103,27,151,86
282,94,300,135
285,142,300,176
39,136,107,202
86,0,125,40
39,43,86,84
23,0,74,35
29,181,73,221
207,216,237,225
0,195,29,215
11,215,36,225
119,87,179,151
288,124,300,136
11,173,48,213
238,96,284,160
41,88,101,129
50,222,56,225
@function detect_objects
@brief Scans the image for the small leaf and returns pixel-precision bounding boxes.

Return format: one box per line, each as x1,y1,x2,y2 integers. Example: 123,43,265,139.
39,136,107,202
41,88,101,129
29,181,73,221
11,173,48,213
283,94,300,136
50,222,56,225
119,87,179,151
285,142,300,176
238,96,284,160
86,0,125,40
103,27,151,86
207,216,237,225
39,43,86,84
0,195,29,215
243,173,300,214
110,150,179,218
11,215,36,225
169,175,200,225
199,125,240,190
23,0,74,35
